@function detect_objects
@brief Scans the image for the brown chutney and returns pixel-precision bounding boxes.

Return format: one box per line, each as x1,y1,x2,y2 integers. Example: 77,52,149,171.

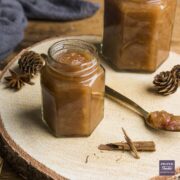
40,40,105,137
103,0,177,72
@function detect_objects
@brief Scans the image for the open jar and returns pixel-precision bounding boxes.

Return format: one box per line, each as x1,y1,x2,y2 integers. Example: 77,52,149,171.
103,0,177,72
40,39,105,137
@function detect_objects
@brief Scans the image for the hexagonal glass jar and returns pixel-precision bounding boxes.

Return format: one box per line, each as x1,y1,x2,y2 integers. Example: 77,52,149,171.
41,39,105,137
103,0,177,72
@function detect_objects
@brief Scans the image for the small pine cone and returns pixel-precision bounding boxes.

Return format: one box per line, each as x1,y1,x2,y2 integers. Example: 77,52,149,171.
153,71,179,96
171,65,180,80
18,51,45,75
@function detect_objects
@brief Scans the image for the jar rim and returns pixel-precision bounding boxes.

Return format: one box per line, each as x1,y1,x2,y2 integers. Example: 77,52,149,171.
47,39,99,78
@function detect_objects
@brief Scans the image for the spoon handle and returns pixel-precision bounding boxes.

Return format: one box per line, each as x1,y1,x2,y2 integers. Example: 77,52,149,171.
105,85,149,118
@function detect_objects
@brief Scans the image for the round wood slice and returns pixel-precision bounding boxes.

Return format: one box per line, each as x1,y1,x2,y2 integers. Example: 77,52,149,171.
0,35,180,180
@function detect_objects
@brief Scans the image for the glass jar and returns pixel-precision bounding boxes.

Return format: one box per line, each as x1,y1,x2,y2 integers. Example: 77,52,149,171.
40,39,105,137
103,0,177,72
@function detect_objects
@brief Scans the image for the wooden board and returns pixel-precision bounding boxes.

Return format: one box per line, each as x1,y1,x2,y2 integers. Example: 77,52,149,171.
0,35,180,180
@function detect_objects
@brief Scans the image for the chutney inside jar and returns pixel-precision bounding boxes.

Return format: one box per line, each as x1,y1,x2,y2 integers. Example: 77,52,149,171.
40,40,105,137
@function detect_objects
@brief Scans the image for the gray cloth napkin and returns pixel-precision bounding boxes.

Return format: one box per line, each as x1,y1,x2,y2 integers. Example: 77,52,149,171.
0,0,99,61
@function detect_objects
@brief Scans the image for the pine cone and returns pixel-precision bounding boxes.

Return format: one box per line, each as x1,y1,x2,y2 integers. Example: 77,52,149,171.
18,51,45,75
171,65,180,80
153,71,179,96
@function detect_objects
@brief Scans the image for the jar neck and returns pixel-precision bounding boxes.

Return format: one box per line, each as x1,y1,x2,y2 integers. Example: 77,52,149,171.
47,39,99,78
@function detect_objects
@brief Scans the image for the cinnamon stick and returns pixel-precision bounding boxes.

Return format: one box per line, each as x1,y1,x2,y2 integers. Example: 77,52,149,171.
122,128,140,159
98,141,156,151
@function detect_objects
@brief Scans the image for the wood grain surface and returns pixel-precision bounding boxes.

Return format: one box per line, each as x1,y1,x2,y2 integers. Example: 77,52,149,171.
0,0,180,179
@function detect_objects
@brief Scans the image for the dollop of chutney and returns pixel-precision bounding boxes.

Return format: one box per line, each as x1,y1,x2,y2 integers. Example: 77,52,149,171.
57,50,93,66
148,111,180,131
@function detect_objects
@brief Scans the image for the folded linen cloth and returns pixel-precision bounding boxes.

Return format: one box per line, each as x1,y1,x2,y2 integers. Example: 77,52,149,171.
18,0,99,21
0,0,99,61
0,0,27,61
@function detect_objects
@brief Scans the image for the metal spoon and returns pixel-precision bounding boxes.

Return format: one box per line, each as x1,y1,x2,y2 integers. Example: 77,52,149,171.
105,85,180,132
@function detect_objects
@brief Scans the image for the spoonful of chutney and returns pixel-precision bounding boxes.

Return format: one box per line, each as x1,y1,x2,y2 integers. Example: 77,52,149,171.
105,86,180,132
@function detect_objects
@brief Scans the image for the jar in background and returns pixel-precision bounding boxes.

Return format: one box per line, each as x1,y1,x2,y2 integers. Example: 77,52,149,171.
103,0,177,72
41,40,105,137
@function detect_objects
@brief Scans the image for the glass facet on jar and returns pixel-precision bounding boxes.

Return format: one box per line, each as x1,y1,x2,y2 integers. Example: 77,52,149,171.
103,0,177,72
40,40,105,137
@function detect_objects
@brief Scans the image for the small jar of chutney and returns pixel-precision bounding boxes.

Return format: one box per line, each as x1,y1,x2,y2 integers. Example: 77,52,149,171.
41,39,105,137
